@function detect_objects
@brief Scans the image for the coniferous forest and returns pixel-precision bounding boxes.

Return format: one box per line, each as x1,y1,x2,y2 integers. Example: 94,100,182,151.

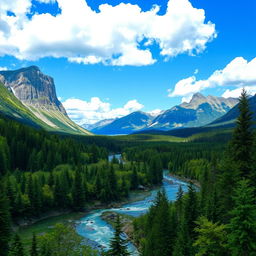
1,90,256,255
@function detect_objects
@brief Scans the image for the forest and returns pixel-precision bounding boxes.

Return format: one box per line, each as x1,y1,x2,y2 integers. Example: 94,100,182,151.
0,90,256,255
132,90,256,256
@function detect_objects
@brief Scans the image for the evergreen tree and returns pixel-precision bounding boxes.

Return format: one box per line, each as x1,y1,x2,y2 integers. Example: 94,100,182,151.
109,165,118,199
194,216,227,256
131,167,139,190
0,193,11,256
182,182,198,256
8,233,25,256
108,216,130,256
143,191,172,256
30,233,38,256
175,185,184,220
228,179,256,255
72,170,85,210
217,89,254,222
229,89,253,178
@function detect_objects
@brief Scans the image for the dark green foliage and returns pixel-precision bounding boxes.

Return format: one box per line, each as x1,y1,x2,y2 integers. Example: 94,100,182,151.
38,223,96,256
108,216,130,256
72,170,85,210
0,136,10,176
0,193,11,256
8,234,25,256
0,114,108,173
229,89,254,178
133,90,256,256
143,191,172,256
228,179,256,255
194,217,227,256
30,233,38,256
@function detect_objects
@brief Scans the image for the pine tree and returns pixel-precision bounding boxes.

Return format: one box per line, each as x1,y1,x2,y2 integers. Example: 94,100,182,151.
227,179,256,255
0,193,11,256
8,233,25,256
182,182,198,256
175,185,184,220
30,233,38,256
108,216,130,256
143,191,172,256
229,88,253,178
217,89,254,222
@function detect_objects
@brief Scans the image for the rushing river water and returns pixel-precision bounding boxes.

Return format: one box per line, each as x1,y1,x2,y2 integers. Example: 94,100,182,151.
76,155,188,255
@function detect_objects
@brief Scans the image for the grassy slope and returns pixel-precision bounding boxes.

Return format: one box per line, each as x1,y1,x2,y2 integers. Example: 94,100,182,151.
112,134,185,143
0,82,91,135
0,83,48,128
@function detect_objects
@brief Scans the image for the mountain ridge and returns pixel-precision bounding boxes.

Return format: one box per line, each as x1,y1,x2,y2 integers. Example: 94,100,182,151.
0,66,91,135
90,93,239,135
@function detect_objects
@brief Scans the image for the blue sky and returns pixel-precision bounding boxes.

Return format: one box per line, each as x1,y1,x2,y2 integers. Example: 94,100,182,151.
0,0,255,124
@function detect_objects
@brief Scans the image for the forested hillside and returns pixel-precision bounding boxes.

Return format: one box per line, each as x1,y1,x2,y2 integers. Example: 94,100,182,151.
0,90,255,256
132,89,256,256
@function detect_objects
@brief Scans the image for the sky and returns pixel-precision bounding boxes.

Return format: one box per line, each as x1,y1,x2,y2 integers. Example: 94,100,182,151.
0,0,255,125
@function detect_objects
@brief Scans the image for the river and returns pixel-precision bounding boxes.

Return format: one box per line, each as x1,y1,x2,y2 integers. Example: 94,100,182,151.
76,155,188,255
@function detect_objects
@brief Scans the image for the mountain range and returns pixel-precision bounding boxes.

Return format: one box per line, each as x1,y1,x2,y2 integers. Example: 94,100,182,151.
90,93,239,135
0,65,252,138
0,66,91,135
89,111,155,135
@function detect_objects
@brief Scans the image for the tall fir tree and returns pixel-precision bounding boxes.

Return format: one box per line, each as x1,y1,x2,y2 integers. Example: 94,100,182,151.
227,179,256,255
143,191,172,256
217,89,254,222
108,216,130,256
30,233,38,256
229,88,254,178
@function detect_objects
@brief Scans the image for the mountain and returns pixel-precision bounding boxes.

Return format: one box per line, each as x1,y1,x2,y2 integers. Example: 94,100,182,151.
149,93,239,130
136,94,256,139
82,119,116,131
209,94,256,128
91,111,154,135
0,66,91,135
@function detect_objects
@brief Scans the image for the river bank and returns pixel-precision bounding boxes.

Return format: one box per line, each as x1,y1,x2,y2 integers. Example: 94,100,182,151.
76,173,189,254
16,188,153,247
17,172,189,252
167,172,201,187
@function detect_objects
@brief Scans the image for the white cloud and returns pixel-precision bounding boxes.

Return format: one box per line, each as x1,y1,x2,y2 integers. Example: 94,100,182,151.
62,97,144,125
168,57,256,99
0,66,8,71
0,0,216,66
222,86,256,98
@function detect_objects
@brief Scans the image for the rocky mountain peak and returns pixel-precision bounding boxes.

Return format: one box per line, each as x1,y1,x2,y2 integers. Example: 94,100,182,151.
0,66,66,114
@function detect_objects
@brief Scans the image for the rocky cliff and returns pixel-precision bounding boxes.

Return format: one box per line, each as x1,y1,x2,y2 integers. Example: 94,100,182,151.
0,66,66,114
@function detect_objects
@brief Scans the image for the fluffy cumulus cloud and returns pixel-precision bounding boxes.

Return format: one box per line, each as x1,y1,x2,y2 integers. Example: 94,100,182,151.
0,0,216,66
62,97,144,125
168,57,256,100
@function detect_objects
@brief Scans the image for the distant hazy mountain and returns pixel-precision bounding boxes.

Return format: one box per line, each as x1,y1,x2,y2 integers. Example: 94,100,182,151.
82,119,115,131
149,93,239,130
89,93,239,135
91,111,154,135
0,66,91,135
